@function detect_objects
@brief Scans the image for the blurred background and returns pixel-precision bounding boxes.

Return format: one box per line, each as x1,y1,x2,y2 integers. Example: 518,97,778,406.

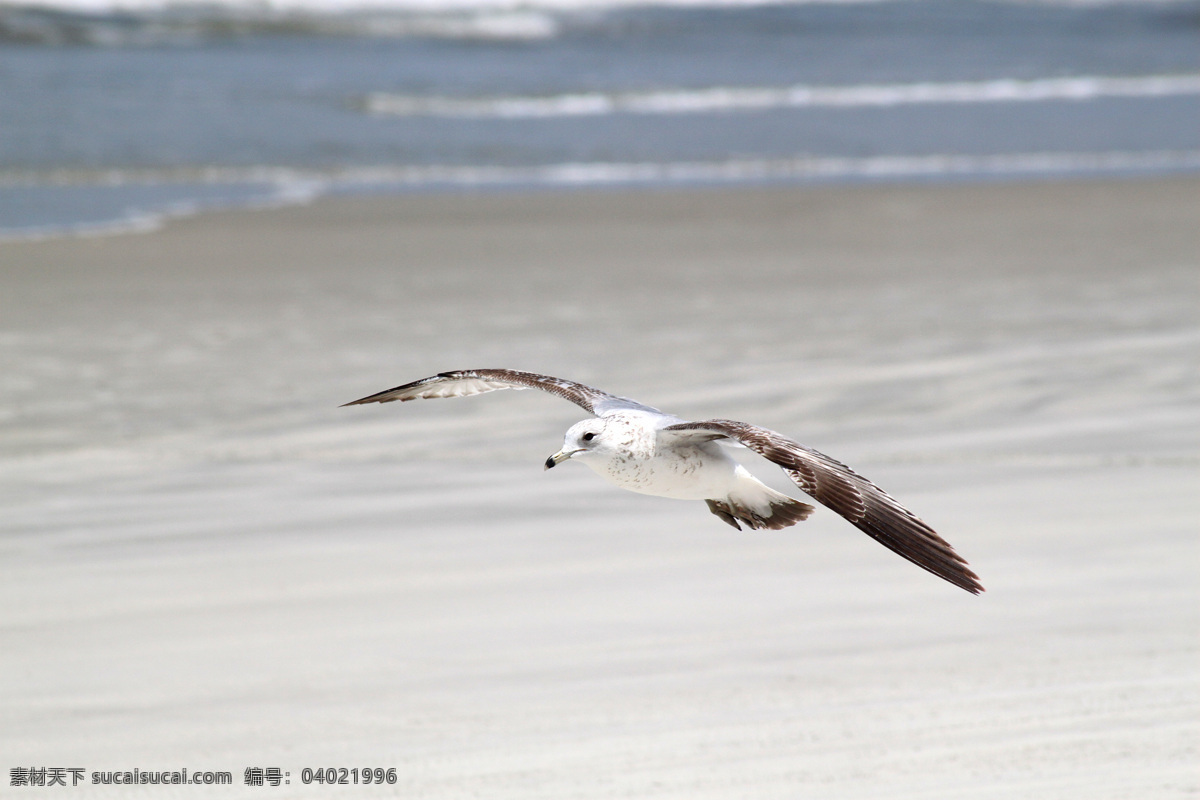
2,2,1198,796
1,0,1198,238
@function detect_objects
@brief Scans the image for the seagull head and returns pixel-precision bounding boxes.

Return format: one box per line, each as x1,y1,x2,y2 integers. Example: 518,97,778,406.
545,419,607,470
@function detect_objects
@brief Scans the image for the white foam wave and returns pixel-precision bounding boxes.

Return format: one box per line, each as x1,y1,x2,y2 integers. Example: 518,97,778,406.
3,149,1197,192
0,3,567,43
9,0,1191,12
4,149,1197,240
353,11,560,39
0,212,166,243
0,177,322,242
365,74,1200,118
322,150,1200,186
5,0,1191,44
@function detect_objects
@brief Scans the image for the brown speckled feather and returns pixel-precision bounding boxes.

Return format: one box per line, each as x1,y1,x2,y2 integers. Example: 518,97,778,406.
342,368,667,418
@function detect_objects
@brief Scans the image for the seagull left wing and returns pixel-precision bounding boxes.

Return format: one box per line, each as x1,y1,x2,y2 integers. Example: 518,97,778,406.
661,419,984,595
342,368,665,418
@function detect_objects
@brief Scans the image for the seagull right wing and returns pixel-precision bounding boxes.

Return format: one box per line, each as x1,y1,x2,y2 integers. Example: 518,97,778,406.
662,419,984,595
342,368,666,418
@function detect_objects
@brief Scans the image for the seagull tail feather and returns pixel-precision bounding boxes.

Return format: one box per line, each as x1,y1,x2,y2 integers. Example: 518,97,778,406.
706,483,814,531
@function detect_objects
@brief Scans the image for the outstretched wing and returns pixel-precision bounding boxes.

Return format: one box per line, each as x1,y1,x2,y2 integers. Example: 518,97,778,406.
662,419,984,595
342,368,666,418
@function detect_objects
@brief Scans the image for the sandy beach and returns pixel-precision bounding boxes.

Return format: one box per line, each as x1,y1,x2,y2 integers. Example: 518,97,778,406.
1,177,1197,797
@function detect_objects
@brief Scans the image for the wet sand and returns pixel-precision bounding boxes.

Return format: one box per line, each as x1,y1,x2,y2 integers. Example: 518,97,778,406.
1,177,1197,797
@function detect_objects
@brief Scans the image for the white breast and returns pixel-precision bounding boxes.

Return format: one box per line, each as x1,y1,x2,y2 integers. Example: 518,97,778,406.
586,418,742,500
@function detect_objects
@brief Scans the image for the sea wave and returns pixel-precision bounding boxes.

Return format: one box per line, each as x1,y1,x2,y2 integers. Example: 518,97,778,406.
363,74,1200,118
0,176,322,242
2,0,1193,45
4,149,1198,192
0,4,565,43
7,0,1190,11
5,149,1197,240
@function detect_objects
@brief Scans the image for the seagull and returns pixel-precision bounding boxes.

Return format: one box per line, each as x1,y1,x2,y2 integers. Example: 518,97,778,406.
343,369,983,594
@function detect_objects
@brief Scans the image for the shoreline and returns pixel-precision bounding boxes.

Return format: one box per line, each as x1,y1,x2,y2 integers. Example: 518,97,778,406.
3,153,1199,244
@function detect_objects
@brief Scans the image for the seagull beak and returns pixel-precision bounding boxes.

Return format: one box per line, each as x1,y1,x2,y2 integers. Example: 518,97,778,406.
544,448,581,470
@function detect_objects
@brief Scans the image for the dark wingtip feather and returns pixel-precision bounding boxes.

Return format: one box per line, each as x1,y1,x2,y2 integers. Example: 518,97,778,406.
340,390,398,407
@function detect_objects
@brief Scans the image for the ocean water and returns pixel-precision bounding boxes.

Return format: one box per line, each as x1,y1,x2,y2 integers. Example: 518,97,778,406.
0,0,1198,238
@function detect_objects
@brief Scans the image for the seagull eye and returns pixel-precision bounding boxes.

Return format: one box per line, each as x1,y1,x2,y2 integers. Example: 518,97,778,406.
582,432,596,442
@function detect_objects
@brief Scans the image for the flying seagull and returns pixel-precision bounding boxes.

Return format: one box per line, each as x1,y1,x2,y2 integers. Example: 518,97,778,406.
343,369,983,594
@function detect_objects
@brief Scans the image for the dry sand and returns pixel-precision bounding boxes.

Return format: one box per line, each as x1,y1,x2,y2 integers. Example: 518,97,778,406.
1,178,1197,798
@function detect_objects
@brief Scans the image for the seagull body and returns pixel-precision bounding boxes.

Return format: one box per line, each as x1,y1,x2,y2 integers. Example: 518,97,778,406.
344,369,983,594
548,412,815,529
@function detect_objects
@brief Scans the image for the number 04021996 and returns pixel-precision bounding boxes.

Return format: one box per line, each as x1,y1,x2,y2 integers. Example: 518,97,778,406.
300,768,397,785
